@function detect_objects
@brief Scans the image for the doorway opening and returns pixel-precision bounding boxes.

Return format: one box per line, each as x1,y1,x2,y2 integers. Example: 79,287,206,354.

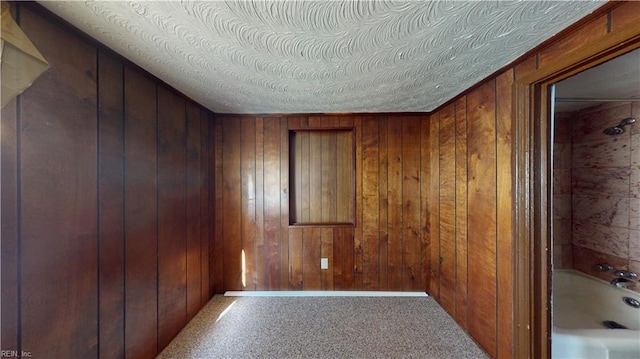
513,23,640,359
549,48,640,358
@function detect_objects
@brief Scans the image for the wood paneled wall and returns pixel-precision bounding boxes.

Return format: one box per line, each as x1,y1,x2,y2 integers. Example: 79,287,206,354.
213,115,430,292
427,2,639,358
428,74,514,358
0,4,214,358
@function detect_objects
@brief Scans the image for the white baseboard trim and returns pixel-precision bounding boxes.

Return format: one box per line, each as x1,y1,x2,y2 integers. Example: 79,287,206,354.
224,291,428,297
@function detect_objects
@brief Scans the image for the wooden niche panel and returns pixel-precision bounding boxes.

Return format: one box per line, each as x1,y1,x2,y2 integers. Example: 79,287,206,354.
289,129,354,225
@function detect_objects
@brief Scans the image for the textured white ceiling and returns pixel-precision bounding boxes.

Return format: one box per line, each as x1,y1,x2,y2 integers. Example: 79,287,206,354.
39,1,605,114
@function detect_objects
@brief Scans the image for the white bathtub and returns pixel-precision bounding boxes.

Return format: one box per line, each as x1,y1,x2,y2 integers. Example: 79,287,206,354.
552,269,640,359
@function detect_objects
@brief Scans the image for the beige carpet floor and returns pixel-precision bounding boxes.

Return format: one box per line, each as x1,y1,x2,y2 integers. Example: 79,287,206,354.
157,295,489,359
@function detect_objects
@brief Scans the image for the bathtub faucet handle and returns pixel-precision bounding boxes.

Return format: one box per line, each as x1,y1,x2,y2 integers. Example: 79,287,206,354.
594,263,613,272
610,277,632,288
614,270,638,280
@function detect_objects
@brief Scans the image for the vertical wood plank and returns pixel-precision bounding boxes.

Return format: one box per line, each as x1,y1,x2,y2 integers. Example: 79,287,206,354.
300,130,311,222
124,66,158,359
208,113,216,295
387,117,404,290
308,115,323,128
186,102,202,320
339,114,354,290
429,113,441,298
438,106,457,313
402,116,422,291
353,116,364,289
1,96,18,353
289,118,301,224
345,227,355,290
332,227,345,289
324,115,342,223
309,131,323,222
200,111,211,302
497,70,515,359
321,228,334,290
299,116,310,128
255,117,266,290
212,117,224,293
420,114,431,292
157,86,187,350
339,116,354,128
222,118,242,291
263,117,282,289
98,50,125,359
321,131,338,222
20,8,98,357
455,97,469,328
241,118,256,290
379,116,390,290
362,116,380,289
280,118,290,290
303,228,322,290
467,80,498,357
338,115,355,225
336,130,353,223
336,227,355,289
288,227,304,290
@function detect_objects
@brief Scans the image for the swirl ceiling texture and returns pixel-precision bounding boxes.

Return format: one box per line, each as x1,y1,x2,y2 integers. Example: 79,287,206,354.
39,1,604,114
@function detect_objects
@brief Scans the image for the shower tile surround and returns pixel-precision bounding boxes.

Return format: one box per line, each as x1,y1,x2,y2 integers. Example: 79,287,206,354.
553,112,574,269
554,102,640,292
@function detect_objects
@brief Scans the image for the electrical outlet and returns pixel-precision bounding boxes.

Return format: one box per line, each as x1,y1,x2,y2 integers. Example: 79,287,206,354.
321,258,329,269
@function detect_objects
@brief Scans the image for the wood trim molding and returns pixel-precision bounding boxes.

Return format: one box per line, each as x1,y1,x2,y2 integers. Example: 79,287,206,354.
513,79,532,359
513,19,640,359
518,20,640,85
288,127,355,132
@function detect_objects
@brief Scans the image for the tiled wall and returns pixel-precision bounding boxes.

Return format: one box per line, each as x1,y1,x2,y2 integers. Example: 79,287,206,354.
553,112,573,269
554,102,640,291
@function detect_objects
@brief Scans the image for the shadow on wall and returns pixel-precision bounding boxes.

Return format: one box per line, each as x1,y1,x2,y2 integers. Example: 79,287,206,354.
553,102,640,292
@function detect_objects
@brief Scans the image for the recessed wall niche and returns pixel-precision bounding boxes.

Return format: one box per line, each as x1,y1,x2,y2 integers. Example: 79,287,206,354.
289,128,354,226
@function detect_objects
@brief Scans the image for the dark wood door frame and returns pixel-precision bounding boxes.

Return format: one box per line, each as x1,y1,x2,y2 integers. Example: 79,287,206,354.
513,23,640,359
